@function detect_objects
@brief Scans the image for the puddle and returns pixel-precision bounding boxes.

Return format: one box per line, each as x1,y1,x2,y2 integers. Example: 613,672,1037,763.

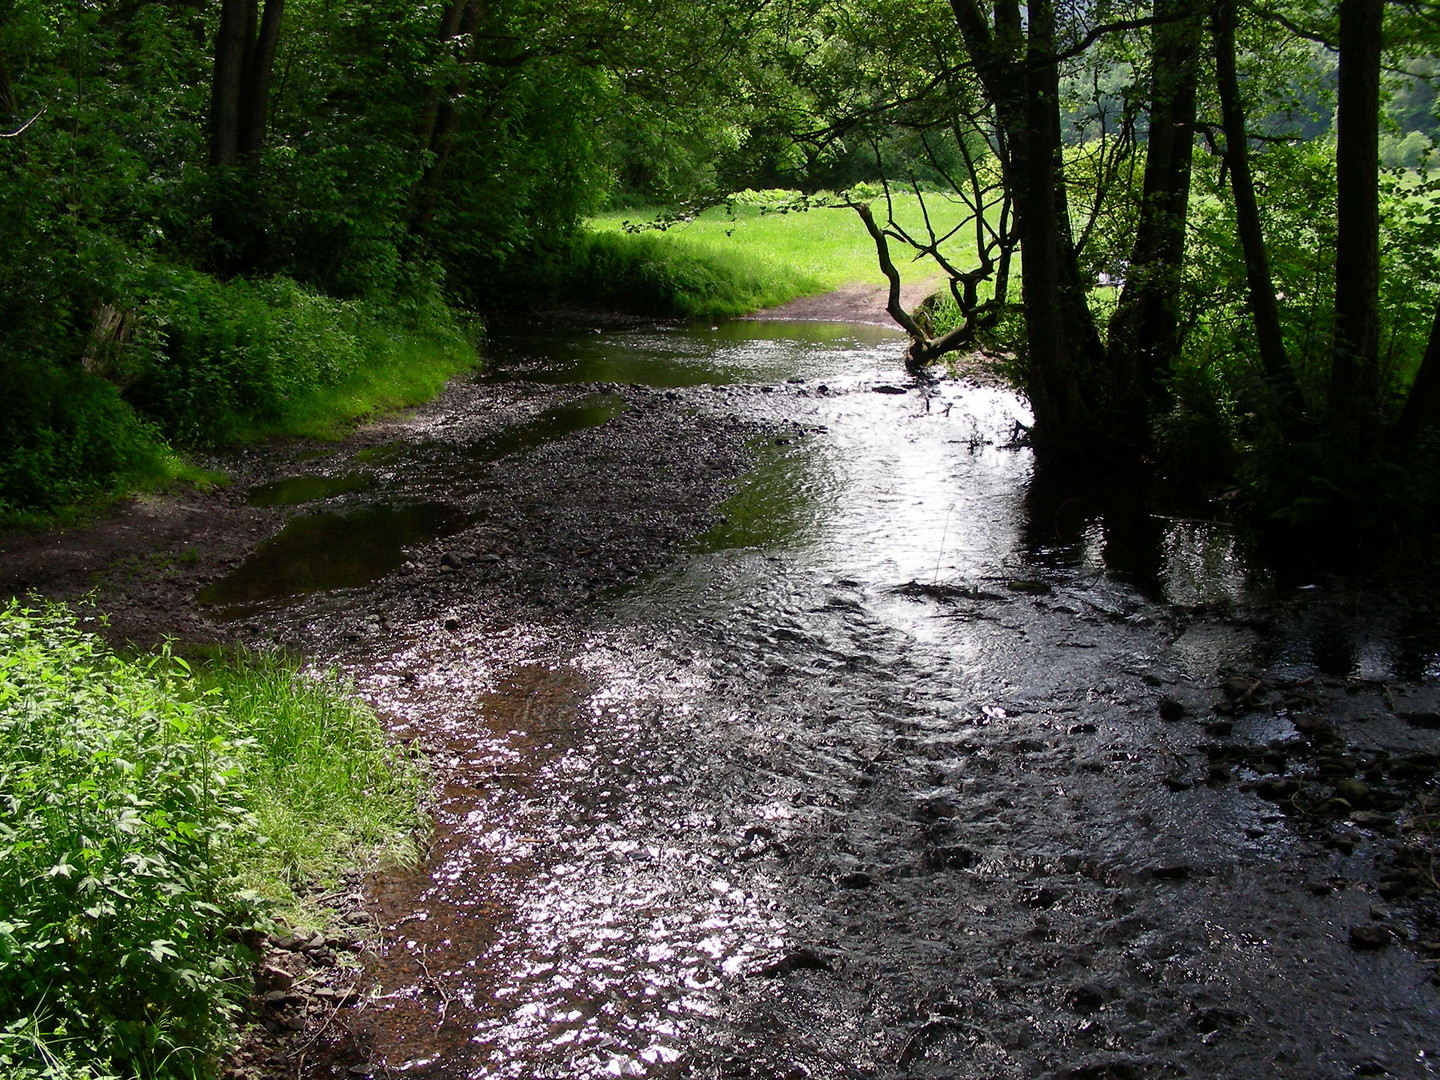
197,502,467,610
464,394,627,463
247,471,376,507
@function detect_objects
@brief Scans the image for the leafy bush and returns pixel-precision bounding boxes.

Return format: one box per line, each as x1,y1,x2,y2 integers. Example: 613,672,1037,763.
123,265,471,447
0,604,427,1078
0,604,259,1077
0,368,168,516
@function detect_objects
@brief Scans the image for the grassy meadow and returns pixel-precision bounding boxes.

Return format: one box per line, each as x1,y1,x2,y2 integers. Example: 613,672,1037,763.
581,190,984,316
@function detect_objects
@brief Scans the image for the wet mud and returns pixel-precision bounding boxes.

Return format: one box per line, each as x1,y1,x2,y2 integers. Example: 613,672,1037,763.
4,319,1440,1079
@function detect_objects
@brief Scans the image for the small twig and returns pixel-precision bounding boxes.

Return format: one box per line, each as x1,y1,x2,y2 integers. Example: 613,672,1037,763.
413,945,452,1026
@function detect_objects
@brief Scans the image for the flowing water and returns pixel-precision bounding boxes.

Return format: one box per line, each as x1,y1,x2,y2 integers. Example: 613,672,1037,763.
225,321,1440,1078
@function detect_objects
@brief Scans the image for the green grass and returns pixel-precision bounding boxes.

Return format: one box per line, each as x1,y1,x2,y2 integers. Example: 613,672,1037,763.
0,267,479,524
585,189,983,313
194,650,426,920
564,230,825,318
230,327,478,443
0,601,425,1079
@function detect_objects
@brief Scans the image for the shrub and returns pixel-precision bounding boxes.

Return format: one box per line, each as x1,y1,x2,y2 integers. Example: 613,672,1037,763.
0,368,167,516
0,604,427,1078
0,603,260,1078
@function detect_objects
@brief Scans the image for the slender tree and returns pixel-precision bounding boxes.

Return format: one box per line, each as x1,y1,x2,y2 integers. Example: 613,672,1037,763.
408,0,487,241
1397,303,1440,437
1106,0,1203,422
1330,0,1383,420
209,0,285,270
1212,0,1299,404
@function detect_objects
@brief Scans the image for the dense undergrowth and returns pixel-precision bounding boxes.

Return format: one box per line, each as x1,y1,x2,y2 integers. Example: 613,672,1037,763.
0,602,425,1080
0,250,477,525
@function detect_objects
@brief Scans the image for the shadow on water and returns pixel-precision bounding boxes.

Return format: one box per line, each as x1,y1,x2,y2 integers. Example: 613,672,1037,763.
196,502,467,610
1020,466,1265,607
1019,464,1440,678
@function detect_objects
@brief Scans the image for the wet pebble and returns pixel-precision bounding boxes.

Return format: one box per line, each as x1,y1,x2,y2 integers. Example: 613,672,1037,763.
1157,696,1185,722
1349,925,1392,950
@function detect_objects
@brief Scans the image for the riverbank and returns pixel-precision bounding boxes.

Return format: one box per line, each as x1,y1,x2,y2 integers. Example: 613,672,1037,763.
4,313,1439,1078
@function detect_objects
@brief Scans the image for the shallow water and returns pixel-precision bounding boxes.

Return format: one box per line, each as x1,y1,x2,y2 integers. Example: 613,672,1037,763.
196,502,468,610
258,321,1438,1078
206,395,628,611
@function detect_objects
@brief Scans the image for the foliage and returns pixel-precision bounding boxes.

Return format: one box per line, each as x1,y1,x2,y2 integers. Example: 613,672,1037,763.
120,264,475,446
0,603,427,1077
0,603,259,1078
0,366,168,518
194,650,426,913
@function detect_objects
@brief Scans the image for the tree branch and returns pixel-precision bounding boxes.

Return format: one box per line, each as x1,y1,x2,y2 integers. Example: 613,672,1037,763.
1,99,49,138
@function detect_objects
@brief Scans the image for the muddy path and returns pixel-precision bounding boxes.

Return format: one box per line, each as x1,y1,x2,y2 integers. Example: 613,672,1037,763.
5,317,1440,1080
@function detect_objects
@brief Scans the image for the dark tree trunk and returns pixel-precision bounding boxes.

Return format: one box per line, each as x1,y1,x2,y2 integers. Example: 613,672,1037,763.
414,0,470,154
238,0,284,164
209,0,249,168
1212,0,1299,405
1016,0,1103,457
409,0,486,242
950,0,1107,460
1106,0,1202,419
1330,0,1383,419
1396,303,1440,439
209,0,284,272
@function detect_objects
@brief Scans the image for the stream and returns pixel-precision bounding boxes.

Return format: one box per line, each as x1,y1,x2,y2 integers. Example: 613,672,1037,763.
203,320,1440,1079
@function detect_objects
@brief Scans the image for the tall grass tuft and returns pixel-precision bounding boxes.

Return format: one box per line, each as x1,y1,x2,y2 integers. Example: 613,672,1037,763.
561,230,825,319
196,651,426,912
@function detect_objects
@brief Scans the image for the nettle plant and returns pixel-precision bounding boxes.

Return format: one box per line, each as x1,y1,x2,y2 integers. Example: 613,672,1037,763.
0,602,262,1078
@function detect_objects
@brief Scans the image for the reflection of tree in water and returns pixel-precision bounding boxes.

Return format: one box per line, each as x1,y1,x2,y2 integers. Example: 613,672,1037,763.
1020,466,1282,608
1020,466,1166,598
1262,582,1440,682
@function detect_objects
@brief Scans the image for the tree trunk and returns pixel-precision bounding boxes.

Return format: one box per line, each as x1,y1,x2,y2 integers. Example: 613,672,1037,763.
1212,0,1299,405
1330,0,1382,419
238,0,284,164
1396,303,1440,439
409,0,486,242
414,0,470,154
950,0,1106,459
0,50,16,126
1106,0,1202,418
1016,0,1102,457
208,0,284,272
209,0,249,168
